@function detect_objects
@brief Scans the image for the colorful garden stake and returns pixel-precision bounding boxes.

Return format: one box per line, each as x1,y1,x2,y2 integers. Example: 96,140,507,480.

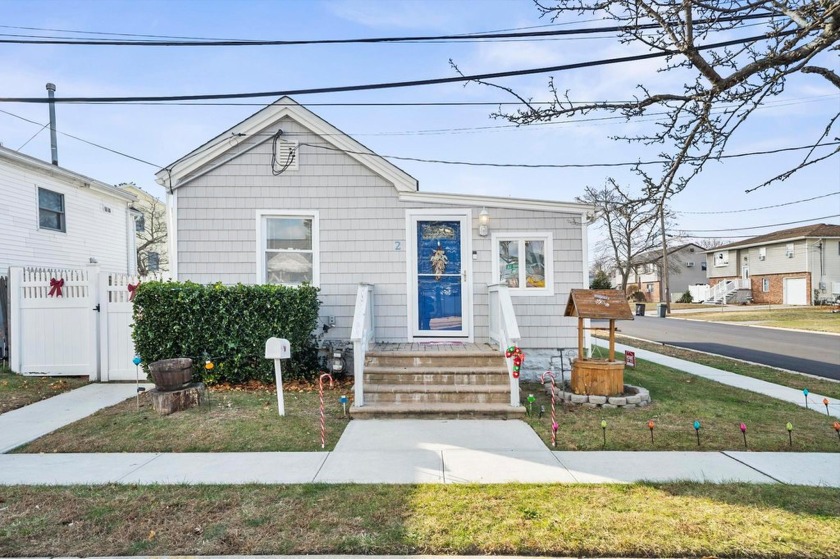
339,394,348,416
803,388,809,409
740,422,748,448
823,398,830,416
540,371,557,447
205,360,214,371
647,419,655,444
693,420,701,446
786,422,793,446
834,421,840,441
601,419,607,447
319,373,334,449
527,393,536,415
132,355,143,409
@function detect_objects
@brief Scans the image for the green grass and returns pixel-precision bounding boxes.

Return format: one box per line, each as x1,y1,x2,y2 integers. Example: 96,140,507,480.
521,356,840,452
601,333,840,400
1,483,837,557
681,306,840,333
0,368,88,414
15,383,351,453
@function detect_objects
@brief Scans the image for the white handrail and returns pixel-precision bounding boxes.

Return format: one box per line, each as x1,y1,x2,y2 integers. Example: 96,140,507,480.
708,278,751,303
350,283,375,407
488,283,521,407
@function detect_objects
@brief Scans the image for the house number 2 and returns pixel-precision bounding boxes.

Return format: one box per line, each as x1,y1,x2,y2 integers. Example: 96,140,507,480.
394,241,402,251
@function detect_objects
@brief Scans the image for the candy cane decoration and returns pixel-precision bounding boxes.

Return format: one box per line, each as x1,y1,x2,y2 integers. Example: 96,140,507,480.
319,373,334,449
540,371,557,447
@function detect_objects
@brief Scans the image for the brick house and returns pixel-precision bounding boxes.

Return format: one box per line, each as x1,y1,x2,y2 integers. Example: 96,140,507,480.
705,223,840,305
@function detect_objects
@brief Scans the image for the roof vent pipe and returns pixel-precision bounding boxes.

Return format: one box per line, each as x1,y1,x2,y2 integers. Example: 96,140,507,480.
46,83,58,165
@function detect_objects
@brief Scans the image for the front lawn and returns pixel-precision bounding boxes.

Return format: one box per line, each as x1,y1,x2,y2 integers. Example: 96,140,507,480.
15,381,352,453
1,483,837,557
521,355,840,452
0,368,88,414
679,306,840,333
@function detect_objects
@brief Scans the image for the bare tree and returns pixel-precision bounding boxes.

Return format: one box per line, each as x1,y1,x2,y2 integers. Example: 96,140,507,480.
695,237,733,249
579,181,665,293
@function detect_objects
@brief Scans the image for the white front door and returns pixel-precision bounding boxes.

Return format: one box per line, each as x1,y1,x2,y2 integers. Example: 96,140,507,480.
407,210,472,339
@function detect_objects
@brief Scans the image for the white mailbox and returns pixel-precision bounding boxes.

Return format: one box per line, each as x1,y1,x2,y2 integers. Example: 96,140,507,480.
265,337,291,416
265,337,291,359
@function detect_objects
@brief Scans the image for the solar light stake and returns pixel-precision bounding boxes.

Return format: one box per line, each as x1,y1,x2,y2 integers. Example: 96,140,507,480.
740,422,748,448
834,421,840,441
693,420,701,446
647,419,655,444
339,394,348,416
601,420,607,448
527,393,536,416
132,355,143,410
824,398,830,416
786,422,793,447
803,388,809,409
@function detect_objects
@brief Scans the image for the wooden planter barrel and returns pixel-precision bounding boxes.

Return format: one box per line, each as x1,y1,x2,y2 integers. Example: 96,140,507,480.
571,359,625,396
148,358,193,392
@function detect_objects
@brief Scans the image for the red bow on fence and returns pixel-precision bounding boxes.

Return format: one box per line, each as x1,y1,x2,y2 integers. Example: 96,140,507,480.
127,281,141,302
48,278,64,297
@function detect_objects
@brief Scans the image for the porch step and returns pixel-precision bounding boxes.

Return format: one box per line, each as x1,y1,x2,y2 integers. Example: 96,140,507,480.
364,366,509,386
349,402,526,420
364,383,510,404
366,351,502,368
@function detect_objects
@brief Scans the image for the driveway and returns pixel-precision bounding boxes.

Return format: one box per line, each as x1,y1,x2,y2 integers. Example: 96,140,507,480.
605,316,840,380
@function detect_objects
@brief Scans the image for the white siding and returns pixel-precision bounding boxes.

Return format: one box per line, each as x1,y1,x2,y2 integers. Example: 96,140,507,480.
0,160,132,277
748,240,808,275
175,117,583,347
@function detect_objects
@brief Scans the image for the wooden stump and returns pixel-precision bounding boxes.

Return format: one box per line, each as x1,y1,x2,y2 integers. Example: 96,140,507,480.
571,359,625,396
150,382,207,415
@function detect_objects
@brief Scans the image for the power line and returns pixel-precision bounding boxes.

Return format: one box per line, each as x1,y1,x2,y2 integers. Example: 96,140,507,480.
0,13,776,46
0,32,796,104
679,215,840,233
16,122,49,150
678,192,840,214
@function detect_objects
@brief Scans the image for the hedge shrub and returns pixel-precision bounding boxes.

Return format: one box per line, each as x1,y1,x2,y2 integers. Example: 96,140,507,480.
132,282,321,383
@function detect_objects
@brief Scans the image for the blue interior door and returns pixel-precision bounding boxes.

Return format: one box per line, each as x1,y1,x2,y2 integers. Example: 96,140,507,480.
416,219,465,335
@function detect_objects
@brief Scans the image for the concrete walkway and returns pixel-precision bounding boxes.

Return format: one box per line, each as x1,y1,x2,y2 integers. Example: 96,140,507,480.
0,383,153,453
607,341,840,418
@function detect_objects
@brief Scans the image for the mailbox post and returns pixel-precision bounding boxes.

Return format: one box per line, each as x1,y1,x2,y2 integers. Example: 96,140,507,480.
265,337,291,416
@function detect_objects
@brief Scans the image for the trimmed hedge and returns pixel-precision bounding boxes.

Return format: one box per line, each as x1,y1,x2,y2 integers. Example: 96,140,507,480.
132,282,321,383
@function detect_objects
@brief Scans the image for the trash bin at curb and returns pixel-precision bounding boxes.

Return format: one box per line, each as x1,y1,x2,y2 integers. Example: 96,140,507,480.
657,302,667,318
635,303,646,316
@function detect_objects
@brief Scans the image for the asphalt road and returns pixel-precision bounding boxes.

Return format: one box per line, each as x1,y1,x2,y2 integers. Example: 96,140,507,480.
602,316,840,380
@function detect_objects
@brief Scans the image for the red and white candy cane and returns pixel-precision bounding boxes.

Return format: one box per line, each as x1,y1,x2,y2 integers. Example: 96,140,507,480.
540,371,558,447
319,373,334,449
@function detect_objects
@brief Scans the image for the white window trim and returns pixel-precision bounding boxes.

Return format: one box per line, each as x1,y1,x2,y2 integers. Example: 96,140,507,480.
491,231,554,296
713,251,729,267
36,186,67,233
256,210,320,287
762,278,770,292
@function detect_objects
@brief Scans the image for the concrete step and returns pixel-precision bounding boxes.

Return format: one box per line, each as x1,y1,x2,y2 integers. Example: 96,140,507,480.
366,351,504,368
364,366,509,386
364,383,510,404
349,402,526,420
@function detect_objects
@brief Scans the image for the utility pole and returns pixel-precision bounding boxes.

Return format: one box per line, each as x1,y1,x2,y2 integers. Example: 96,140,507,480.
658,202,670,313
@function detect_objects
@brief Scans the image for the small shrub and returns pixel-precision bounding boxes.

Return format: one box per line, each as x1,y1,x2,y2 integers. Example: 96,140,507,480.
677,291,693,304
132,281,321,383
629,290,647,302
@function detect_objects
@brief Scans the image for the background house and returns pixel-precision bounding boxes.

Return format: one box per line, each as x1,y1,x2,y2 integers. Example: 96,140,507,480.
118,183,168,276
705,223,840,305
156,97,592,376
614,243,707,302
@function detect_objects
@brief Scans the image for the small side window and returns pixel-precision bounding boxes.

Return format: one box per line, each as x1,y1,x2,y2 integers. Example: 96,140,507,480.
38,187,66,232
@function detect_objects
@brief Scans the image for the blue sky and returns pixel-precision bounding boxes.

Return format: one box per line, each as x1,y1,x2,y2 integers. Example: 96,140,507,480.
1,0,838,255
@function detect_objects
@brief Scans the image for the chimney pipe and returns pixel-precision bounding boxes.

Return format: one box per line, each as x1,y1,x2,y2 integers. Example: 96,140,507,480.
46,83,58,165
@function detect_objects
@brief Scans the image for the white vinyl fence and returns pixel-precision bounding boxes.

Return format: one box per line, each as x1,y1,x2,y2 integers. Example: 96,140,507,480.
8,266,161,381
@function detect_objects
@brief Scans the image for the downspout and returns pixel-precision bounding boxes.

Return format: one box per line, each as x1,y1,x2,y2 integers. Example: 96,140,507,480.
46,83,58,165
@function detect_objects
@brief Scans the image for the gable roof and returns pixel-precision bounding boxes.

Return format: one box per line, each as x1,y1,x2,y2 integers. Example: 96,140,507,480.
155,96,418,192
706,223,840,252
630,243,705,265
0,145,135,203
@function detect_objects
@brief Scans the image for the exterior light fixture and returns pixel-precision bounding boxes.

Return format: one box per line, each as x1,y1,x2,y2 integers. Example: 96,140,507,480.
478,207,490,237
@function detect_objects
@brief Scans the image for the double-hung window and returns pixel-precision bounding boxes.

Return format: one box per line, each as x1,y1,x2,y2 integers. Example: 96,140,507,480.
38,187,66,232
258,211,319,286
492,232,553,296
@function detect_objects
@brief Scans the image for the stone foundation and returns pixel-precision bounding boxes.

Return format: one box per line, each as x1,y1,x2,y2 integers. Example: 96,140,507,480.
544,382,651,408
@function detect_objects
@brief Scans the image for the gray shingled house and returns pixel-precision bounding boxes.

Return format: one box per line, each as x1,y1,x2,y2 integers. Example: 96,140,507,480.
155,97,592,417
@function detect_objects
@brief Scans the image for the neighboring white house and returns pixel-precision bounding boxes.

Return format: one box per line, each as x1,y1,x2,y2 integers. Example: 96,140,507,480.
155,97,593,377
614,243,708,302
0,145,138,277
118,183,168,276
705,223,840,305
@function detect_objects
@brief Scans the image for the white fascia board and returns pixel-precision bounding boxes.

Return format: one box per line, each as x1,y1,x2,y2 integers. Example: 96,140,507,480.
156,97,418,192
0,148,136,203
701,236,837,253
399,190,593,214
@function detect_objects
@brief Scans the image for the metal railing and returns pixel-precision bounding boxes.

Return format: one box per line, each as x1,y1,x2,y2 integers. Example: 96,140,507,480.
488,283,521,406
350,283,375,407
708,278,751,303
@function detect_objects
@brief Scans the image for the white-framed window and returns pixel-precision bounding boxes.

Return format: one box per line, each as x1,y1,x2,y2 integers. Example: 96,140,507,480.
256,210,319,286
713,251,729,267
762,278,770,292
492,232,553,296
37,187,66,232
